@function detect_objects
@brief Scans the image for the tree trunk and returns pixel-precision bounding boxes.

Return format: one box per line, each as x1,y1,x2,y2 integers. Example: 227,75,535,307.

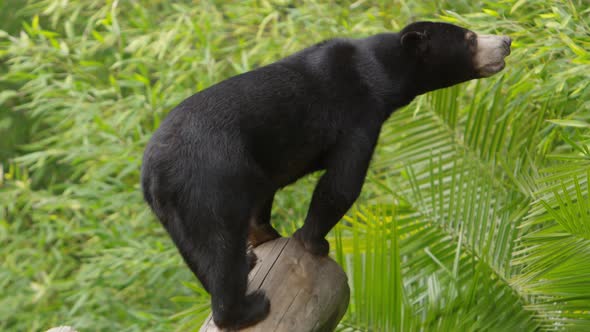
200,237,350,332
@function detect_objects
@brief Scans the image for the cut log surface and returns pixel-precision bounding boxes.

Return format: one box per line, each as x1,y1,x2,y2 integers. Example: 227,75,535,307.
200,237,350,332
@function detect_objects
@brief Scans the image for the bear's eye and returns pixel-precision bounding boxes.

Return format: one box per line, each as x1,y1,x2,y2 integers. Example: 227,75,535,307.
465,32,477,48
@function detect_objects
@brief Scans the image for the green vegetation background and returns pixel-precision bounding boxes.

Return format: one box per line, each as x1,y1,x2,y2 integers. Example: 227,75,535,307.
1,0,589,331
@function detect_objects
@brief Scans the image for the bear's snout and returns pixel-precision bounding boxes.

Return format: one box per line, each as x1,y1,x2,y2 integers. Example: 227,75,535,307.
474,34,512,77
501,36,512,55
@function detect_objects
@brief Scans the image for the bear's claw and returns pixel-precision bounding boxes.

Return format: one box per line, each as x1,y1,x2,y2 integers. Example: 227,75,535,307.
247,247,258,271
213,290,270,330
248,224,281,247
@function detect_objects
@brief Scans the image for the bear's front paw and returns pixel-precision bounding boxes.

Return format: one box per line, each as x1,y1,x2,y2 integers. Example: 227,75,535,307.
293,229,330,256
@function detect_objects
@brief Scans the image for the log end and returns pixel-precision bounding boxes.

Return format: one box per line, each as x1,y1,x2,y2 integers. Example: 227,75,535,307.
200,237,350,332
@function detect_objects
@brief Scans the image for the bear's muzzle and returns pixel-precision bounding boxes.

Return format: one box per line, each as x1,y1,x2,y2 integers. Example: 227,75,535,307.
474,35,512,77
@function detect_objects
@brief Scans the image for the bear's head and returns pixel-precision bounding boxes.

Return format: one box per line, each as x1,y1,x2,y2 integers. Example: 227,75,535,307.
400,21,511,93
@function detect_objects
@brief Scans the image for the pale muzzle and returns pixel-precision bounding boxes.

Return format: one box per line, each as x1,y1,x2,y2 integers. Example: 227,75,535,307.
474,35,512,77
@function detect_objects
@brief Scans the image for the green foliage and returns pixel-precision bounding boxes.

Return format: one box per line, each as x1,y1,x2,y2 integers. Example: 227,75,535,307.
1,0,589,331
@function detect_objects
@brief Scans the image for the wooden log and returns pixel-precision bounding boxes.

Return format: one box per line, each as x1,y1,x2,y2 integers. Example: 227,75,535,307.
200,237,350,332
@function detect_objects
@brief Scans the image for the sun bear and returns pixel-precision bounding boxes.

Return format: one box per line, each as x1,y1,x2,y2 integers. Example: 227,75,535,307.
141,21,511,329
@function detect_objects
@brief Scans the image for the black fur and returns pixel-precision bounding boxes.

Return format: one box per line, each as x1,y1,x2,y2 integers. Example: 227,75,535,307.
141,22,489,329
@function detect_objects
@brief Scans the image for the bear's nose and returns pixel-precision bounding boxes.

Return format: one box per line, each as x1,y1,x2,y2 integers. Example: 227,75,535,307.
502,36,511,55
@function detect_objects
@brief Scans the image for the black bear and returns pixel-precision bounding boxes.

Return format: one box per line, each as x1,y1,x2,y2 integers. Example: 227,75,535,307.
141,21,511,329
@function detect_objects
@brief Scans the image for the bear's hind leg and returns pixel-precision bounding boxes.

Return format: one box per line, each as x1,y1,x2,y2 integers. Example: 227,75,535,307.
210,226,270,329
163,206,270,329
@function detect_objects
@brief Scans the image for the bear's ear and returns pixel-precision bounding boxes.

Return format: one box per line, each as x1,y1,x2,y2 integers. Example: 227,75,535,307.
400,31,428,55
